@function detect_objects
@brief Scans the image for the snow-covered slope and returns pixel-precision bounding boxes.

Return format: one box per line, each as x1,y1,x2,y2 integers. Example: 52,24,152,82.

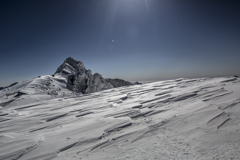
0,75,78,108
0,76,240,159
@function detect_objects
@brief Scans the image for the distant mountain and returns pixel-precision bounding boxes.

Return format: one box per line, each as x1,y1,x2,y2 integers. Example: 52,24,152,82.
0,87,4,91
54,57,134,93
132,81,142,85
105,78,133,88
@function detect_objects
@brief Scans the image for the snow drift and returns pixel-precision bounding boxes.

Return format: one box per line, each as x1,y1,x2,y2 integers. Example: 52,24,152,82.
0,58,240,159
0,75,240,159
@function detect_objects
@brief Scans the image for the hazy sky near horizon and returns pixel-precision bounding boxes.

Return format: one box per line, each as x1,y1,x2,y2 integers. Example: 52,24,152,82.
0,0,240,86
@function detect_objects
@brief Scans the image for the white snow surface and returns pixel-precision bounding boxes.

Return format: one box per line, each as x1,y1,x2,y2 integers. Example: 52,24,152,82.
0,76,240,159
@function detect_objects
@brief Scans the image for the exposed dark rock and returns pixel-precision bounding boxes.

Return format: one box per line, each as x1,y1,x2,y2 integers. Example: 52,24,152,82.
4,82,18,89
105,78,133,88
132,81,142,85
55,57,134,94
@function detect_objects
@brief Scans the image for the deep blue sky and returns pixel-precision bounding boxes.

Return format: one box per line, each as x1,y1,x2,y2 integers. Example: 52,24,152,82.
1,0,240,86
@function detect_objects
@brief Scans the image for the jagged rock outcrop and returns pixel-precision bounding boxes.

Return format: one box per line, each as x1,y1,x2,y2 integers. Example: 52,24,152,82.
132,81,142,85
54,57,132,94
105,78,132,88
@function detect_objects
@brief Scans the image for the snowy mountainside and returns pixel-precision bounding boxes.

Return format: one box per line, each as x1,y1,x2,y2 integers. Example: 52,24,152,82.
0,76,240,159
0,75,76,108
0,57,135,107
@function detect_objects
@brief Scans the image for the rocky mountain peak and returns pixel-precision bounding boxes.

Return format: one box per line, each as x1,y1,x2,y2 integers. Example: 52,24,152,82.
54,57,133,94
64,57,85,71
55,57,86,75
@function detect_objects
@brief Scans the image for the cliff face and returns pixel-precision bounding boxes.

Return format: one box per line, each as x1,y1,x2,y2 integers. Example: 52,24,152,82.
55,57,132,94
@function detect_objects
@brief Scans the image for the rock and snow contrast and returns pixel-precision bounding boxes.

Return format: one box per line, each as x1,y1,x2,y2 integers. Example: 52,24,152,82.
0,75,240,159
0,57,134,104
54,57,134,94
0,58,240,160
105,78,133,88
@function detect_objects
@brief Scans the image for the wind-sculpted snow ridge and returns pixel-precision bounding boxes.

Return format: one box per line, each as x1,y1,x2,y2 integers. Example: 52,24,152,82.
1,76,240,159
54,57,133,93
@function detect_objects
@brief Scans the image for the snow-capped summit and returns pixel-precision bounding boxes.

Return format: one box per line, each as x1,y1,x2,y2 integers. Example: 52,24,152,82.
54,57,134,94
54,57,112,93
55,57,86,75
